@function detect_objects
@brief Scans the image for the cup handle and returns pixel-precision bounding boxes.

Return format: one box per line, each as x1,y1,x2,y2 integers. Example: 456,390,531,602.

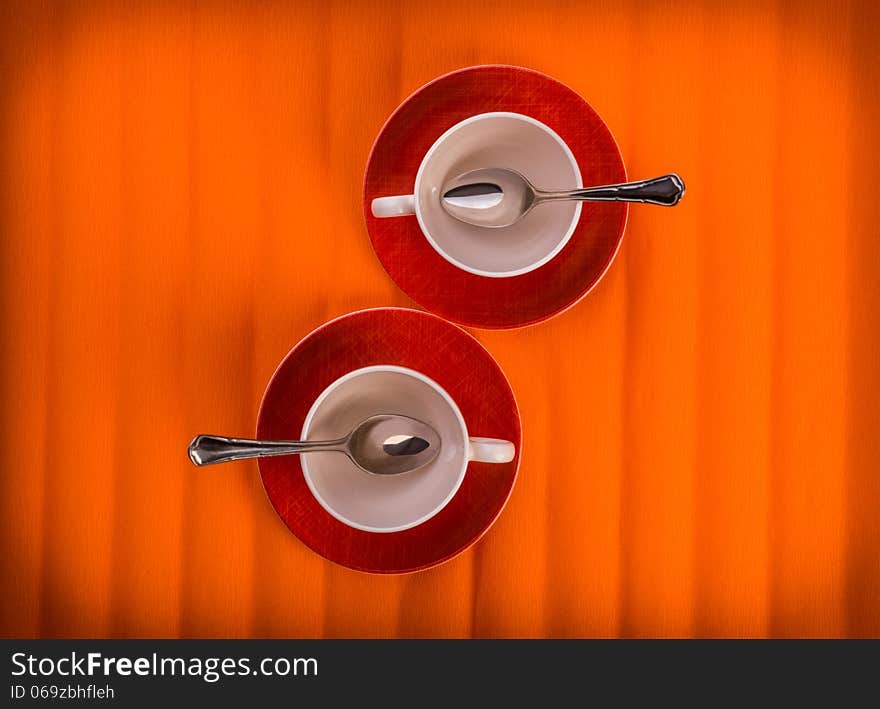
371,194,416,217
468,437,516,464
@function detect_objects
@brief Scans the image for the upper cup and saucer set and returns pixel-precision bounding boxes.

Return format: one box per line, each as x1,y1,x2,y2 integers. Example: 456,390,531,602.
188,65,685,573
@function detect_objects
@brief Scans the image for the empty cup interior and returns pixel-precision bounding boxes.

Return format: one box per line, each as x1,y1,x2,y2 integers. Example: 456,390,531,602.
300,366,467,533
416,112,582,277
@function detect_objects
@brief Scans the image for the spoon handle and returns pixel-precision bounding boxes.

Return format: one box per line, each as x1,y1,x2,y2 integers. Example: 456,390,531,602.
188,434,346,466
544,173,685,206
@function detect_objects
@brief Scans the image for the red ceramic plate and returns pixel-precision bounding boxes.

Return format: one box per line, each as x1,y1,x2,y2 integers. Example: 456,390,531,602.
256,308,521,573
363,65,628,330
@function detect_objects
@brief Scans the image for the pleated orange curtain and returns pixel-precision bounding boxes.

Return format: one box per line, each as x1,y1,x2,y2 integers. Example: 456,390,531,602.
0,0,877,638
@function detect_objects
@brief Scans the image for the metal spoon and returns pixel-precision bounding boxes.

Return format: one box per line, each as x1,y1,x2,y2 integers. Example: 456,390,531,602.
187,414,440,475
441,168,685,228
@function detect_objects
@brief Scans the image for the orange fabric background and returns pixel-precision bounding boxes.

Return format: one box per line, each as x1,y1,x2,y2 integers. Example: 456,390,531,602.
1,0,878,638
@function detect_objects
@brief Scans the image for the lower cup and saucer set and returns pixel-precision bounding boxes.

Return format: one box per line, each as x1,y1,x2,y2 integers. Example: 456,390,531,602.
187,65,685,574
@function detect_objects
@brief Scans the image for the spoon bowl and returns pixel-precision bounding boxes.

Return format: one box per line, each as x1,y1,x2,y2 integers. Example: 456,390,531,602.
188,414,440,476
441,168,536,228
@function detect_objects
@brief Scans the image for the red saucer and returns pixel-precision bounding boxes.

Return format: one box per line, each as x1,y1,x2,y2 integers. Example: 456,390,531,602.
256,308,521,573
363,65,627,330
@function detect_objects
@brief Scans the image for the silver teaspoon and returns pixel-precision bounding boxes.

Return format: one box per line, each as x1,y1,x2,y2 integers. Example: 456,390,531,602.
187,414,441,476
441,167,685,228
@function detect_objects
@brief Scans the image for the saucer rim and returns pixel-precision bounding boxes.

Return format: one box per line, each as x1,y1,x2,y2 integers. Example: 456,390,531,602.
362,63,629,330
255,306,522,574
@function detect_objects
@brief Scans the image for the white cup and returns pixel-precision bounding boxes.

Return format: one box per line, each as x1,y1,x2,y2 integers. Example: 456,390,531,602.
300,365,515,533
371,111,582,278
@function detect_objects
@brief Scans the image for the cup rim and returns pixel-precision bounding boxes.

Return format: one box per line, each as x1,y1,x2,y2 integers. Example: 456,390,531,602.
413,110,583,278
300,364,470,533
